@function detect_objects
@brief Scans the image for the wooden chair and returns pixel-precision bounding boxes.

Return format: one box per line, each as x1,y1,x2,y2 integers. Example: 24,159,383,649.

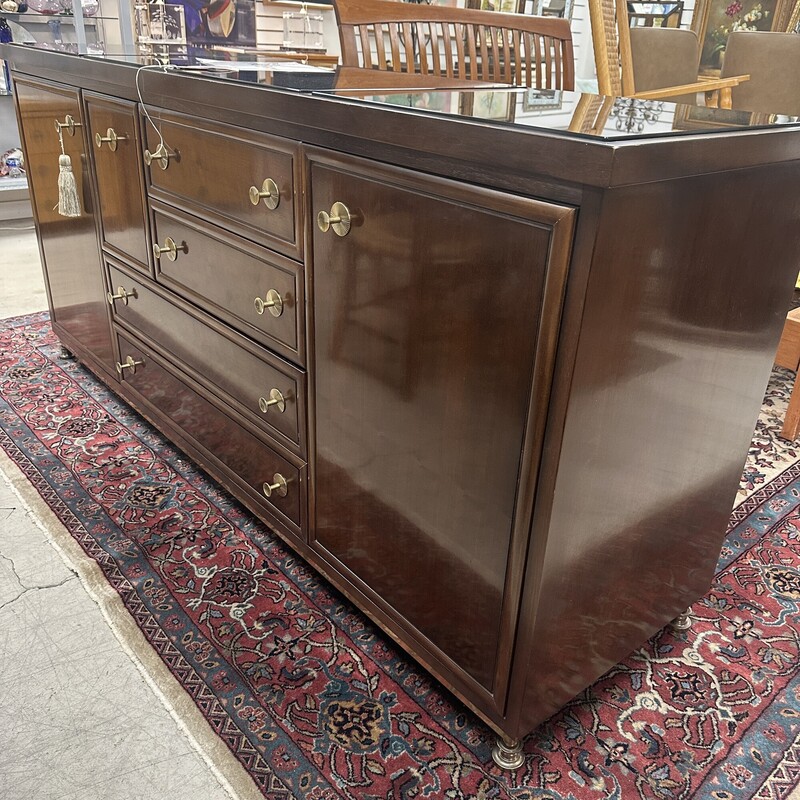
333,0,575,89
587,0,748,106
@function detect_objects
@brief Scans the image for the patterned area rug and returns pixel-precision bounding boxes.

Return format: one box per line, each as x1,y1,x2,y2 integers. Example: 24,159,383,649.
1,312,799,800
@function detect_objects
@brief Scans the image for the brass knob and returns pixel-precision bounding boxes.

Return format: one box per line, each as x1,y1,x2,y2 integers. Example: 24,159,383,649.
317,202,352,237
153,236,188,262
254,289,283,318
54,115,81,136
144,144,174,170
95,128,128,151
248,178,280,210
106,286,136,306
262,473,288,498
115,355,144,376
258,388,286,414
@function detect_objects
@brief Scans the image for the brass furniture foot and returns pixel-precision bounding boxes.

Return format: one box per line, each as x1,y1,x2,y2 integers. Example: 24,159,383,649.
492,735,524,770
670,611,692,632
58,345,74,360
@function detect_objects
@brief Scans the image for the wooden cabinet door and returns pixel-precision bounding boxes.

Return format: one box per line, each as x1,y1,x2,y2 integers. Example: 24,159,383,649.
86,93,149,271
14,77,114,376
308,150,575,712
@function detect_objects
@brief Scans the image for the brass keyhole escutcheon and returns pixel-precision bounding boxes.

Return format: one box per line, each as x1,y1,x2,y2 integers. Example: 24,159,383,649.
106,286,136,306
258,388,286,414
248,178,280,210
254,289,283,318
262,473,288,498
153,237,188,262
317,202,352,237
95,128,128,151
115,355,144,376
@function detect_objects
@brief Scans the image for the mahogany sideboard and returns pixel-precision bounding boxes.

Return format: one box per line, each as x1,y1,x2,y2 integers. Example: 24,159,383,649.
4,44,800,767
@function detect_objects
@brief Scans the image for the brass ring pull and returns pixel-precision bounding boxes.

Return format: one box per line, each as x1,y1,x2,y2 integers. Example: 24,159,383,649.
153,237,188,262
262,473,288,498
95,128,128,151
248,178,280,210
317,202,352,237
254,289,283,318
106,286,136,306
54,115,81,136
258,388,286,414
144,144,174,170
115,355,144,376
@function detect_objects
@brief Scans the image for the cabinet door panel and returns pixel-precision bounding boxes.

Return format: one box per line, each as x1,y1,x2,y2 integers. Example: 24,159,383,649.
309,153,574,701
86,94,149,270
14,77,114,375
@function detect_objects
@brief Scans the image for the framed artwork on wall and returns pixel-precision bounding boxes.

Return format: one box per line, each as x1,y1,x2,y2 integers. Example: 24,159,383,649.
690,0,795,72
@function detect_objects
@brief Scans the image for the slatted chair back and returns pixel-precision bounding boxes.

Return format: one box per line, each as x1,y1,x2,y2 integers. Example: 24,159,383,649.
333,0,575,89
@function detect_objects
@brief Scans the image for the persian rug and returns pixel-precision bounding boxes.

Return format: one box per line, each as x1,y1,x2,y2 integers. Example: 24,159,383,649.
1,311,799,800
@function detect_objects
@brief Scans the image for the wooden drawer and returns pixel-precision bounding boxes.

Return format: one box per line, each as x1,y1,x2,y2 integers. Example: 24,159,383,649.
85,93,149,272
114,329,305,533
106,260,306,456
142,109,300,259
151,201,304,366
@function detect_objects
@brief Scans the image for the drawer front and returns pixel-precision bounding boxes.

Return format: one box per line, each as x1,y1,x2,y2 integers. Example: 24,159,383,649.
114,330,304,531
86,93,149,271
106,261,305,455
143,110,300,258
151,202,304,366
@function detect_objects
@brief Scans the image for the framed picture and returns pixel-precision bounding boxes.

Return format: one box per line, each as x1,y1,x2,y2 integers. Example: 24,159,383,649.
136,3,188,44
672,104,772,130
176,0,258,48
518,0,575,18
460,90,516,122
522,88,563,111
690,0,795,73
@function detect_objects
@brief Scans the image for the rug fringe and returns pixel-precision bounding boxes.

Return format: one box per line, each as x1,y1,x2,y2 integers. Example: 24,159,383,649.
0,450,266,800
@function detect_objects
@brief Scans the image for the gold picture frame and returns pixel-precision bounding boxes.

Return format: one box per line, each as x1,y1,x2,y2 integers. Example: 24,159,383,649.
690,0,795,73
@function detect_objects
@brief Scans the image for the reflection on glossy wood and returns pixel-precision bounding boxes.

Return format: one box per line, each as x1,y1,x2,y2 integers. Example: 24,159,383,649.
150,201,305,366
511,163,800,735
310,152,574,699
14,78,115,375
143,109,300,258
115,330,305,530
107,261,305,456
86,94,149,270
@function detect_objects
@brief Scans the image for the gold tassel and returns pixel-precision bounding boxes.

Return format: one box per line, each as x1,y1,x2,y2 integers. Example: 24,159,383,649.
55,127,81,218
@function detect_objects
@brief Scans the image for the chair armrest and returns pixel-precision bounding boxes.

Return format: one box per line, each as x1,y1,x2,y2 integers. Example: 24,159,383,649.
632,74,749,108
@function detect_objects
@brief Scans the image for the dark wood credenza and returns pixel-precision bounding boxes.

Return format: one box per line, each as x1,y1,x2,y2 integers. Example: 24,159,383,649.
5,45,800,767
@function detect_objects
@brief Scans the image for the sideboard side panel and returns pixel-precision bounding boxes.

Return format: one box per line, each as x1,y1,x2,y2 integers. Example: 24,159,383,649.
515,161,800,732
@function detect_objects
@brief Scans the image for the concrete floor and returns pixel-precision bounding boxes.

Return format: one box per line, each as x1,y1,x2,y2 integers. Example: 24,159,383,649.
0,227,235,800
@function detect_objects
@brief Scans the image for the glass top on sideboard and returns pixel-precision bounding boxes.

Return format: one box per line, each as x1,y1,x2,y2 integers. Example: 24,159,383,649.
4,43,799,142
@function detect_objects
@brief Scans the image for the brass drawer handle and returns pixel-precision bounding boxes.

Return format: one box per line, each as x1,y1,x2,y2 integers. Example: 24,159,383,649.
54,115,81,136
95,128,128,151
115,355,144,376
262,473,288,498
144,144,175,170
249,178,280,210
254,289,283,317
153,236,188,262
106,286,136,306
258,388,286,414
317,202,351,237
